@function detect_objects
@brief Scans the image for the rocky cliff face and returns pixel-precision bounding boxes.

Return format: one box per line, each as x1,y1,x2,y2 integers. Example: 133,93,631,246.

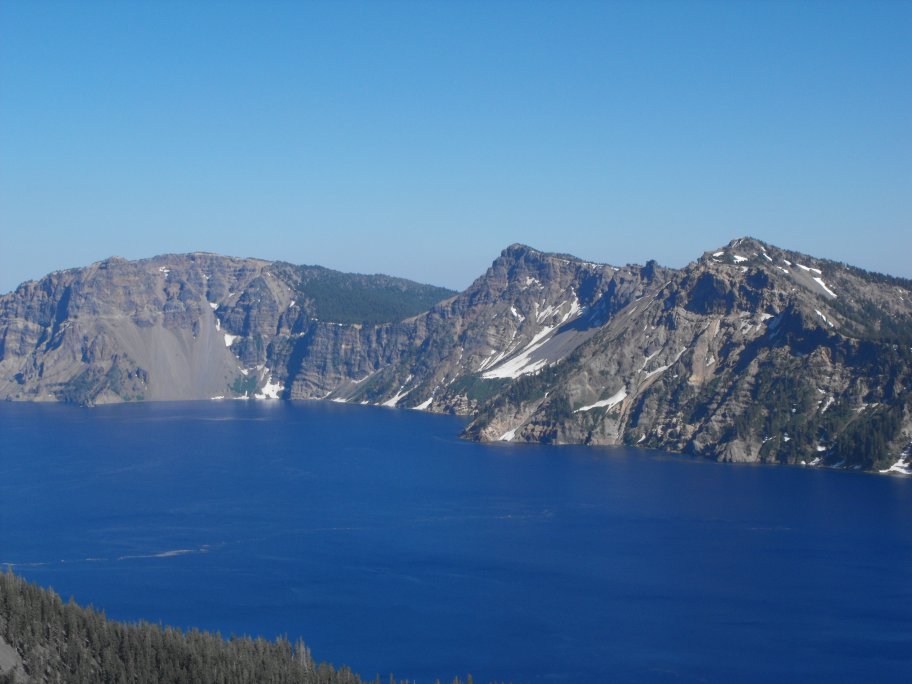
323,244,671,413
0,254,454,405
3,239,910,473
463,239,912,473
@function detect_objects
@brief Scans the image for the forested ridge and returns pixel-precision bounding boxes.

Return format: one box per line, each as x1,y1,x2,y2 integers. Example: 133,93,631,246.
0,571,492,684
274,263,456,325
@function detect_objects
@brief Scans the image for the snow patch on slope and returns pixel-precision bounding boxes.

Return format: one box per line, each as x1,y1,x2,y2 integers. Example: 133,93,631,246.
575,388,627,413
382,375,414,407
643,365,669,380
879,450,912,475
813,277,837,298
814,309,835,328
796,263,823,275
255,373,283,399
482,295,584,380
413,396,433,410
481,326,554,379
561,296,582,323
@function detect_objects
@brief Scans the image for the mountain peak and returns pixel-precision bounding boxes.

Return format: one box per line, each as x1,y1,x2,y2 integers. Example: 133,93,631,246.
498,243,609,267
500,243,540,258
705,236,770,256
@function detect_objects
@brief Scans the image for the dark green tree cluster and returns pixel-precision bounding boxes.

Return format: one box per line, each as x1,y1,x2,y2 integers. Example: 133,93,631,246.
465,363,570,440
832,403,905,470
447,375,509,405
229,373,259,396
828,295,912,344
277,265,455,325
0,568,350,683
0,571,494,684
51,361,146,406
52,366,106,404
837,262,912,292
730,361,817,463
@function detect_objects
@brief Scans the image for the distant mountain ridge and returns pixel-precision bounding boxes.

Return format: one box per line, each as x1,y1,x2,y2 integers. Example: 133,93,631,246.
2,239,910,474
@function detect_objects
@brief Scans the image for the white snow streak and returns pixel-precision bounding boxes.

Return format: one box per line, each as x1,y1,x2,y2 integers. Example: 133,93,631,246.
640,347,686,381
813,277,837,298
350,370,379,384
796,263,823,275
561,296,582,323
477,351,500,372
879,455,912,476
643,365,669,380
814,309,835,327
382,375,414,407
382,390,411,407
482,325,555,379
639,351,659,371
575,388,627,413
537,302,558,323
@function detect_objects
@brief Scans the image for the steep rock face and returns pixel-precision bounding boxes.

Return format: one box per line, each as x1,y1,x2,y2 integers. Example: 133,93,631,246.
0,254,455,404
325,245,671,415
0,254,258,403
465,238,912,472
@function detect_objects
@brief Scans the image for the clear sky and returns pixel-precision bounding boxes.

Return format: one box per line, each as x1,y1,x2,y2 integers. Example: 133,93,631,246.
2,0,910,293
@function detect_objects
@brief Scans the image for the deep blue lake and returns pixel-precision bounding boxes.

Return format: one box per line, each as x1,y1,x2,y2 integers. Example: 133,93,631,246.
1,401,910,682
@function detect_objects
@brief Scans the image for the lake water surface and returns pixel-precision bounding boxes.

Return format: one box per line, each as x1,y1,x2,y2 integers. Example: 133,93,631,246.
1,401,910,682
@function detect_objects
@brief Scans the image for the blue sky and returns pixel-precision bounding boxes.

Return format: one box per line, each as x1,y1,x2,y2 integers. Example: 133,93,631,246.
2,0,910,293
